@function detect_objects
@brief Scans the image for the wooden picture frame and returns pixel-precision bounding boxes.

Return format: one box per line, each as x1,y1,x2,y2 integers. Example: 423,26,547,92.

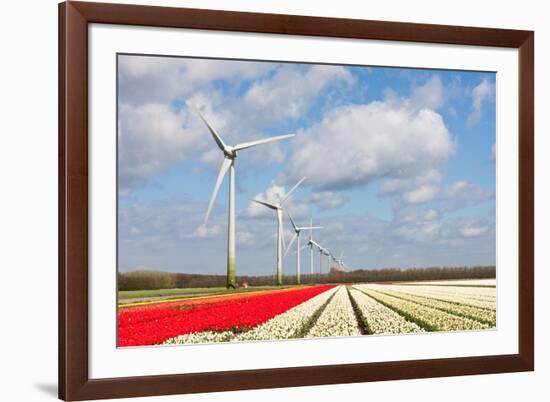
59,1,534,400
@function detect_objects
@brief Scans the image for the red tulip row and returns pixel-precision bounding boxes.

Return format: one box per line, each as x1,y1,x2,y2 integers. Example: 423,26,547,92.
118,285,335,347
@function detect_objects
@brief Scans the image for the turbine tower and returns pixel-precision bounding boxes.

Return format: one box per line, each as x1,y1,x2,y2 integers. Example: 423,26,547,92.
284,212,321,285
195,107,294,288
252,177,306,286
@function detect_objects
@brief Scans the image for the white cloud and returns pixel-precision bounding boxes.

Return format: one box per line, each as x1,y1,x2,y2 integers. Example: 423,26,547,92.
187,224,222,239
188,64,353,138
118,103,206,192
236,231,255,246
467,78,495,126
442,181,492,207
424,209,439,220
411,75,445,110
395,221,442,242
461,226,489,237
398,180,491,211
311,191,348,209
241,65,353,124
379,170,442,197
200,148,221,165
394,206,440,225
285,101,455,190
401,184,438,204
118,55,272,104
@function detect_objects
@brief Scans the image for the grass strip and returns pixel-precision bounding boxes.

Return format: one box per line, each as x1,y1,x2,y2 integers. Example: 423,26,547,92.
346,286,371,335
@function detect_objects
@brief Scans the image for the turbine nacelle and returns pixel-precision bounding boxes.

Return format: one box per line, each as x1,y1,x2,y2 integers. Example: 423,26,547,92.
251,176,306,213
223,146,236,159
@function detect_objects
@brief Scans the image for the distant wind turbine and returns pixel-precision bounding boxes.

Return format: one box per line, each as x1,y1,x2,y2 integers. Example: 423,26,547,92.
308,238,324,276
306,218,323,277
194,106,295,288
336,252,347,271
252,177,306,286
284,212,321,284
330,252,345,271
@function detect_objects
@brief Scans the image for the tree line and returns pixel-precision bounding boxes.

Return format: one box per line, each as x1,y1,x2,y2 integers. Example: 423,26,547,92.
118,265,496,290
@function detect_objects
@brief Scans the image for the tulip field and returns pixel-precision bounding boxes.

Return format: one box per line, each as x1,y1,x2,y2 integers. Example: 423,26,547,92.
118,279,496,347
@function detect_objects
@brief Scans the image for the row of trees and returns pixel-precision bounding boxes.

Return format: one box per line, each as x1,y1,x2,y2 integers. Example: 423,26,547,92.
118,265,496,290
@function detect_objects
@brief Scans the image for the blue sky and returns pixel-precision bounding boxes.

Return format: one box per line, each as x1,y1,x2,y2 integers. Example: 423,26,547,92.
117,54,496,275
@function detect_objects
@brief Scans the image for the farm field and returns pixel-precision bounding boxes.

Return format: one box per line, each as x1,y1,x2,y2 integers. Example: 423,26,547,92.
118,280,496,347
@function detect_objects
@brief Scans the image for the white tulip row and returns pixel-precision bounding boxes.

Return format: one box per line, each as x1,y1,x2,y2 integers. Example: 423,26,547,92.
372,284,496,311
306,286,361,338
234,286,339,341
367,283,496,298
369,284,496,309
366,288,496,326
356,286,490,332
406,284,495,300
164,330,234,345
348,288,424,334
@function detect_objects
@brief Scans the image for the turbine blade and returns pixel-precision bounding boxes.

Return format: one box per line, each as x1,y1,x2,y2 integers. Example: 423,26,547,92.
251,199,278,210
204,157,231,225
287,211,298,232
310,240,321,249
284,233,297,258
233,134,295,151
299,226,322,230
280,176,306,206
191,105,228,153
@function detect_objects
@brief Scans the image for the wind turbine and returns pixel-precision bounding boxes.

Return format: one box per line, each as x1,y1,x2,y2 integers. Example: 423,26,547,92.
330,252,346,271
284,212,321,285
308,239,324,276
195,107,295,288
252,177,306,286
306,218,323,278
336,252,347,271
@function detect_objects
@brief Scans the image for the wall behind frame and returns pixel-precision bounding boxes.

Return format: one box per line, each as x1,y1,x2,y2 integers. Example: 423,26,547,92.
0,0,546,402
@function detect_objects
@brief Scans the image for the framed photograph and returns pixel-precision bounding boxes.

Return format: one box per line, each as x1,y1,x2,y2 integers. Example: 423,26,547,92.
59,1,534,400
